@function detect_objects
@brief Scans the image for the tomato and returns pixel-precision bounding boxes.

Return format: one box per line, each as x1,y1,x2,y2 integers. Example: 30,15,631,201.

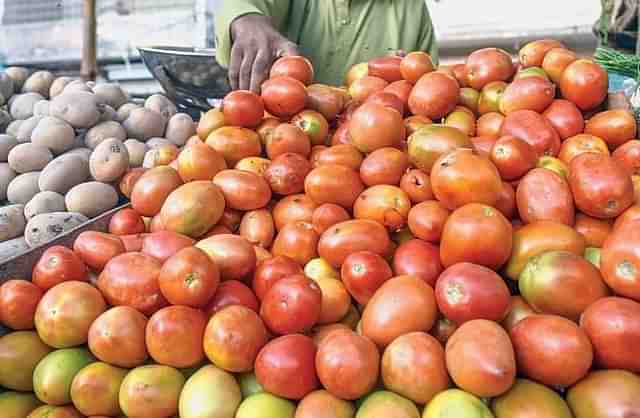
204,304,268,373
260,274,321,335
305,165,364,209
296,390,355,418
264,153,311,195
119,365,185,418
197,108,225,140
27,405,84,418
519,250,609,321
476,112,504,138
353,185,411,231
317,221,391,269
315,331,380,400
206,126,262,167
214,169,272,211
311,203,350,235
407,124,472,174
601,219,640,300
499,76,555,114
98,252,167,315
519,39,564,67
446,319,516,397
398,167,434,205
478,81,507,115
560,59,608,111
407,201,450,243
341,251,392,305
130,166,183,217
368,55,403,82
431,148,502,210
158,246,220,308
489,136,537,181
435,262,510,324
141,230,195,262
88,306,148,368
384,80,413,107
253,255,303,301
160,181,226,238
366,91,404,114
381,332,449,404
222,90,264,128
408,72,459,119
235,156,271,177
291,110,329,146
306,84,346,122
569,153,634,219
501,296,536,333
348,76,388,102
510,315,593,386
271,221,319,266
400,51,435,83
239,209,275,248
196,234,256,281
270,55,314,85
440,203,512,270
574,213,612,247
567,370,640,418
205,280,259,315
144,144,179,168
146,305,206,368
542,99,584,140
0,280,42,330
0,331,52,391
516,168,575,226
392,239,443,286
348,102,404,153
218,207,243,233
362,275,438,348
492,378,573,418
255,334,319,400
585,109,637,149
69,362,127,417
542,47,578,84
177,142,227,182
272,194,317,230
266,123,311,160
580,297,640,372
403,115,432,136
35,281,106,348
261,76,307,118
613,139,640,177
119,168,147,199
500,109,561,157
557,134,610,166
32,245,88,290
312,144,363,171
108,208,145,236
465,48,514,90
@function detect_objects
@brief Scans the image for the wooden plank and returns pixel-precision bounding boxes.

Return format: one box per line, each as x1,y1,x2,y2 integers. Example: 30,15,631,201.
0,203,129,283
81,0,98,81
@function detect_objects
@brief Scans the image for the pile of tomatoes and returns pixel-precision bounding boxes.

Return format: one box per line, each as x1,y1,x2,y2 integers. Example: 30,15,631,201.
2,38,640,418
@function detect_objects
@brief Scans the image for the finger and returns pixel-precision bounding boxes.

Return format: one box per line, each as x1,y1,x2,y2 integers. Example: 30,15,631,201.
229,44,244,90
239,47,257,91
276,41,300,58
251,48,272,93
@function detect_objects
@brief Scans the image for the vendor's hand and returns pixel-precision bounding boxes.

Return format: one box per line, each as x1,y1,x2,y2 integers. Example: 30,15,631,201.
229,14,299,92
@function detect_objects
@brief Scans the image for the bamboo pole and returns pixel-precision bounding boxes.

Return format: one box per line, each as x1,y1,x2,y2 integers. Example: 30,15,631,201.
81,0,97,81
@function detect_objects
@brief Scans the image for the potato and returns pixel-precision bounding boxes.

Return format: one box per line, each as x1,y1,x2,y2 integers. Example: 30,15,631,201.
146,137,172,149
124,139,148,167
24,212,88,247
49,76,74,98
5,67,29,92
0,110,11,133
123,107,166,140
7,172,41,204
98,105,117,123
22,71,55,97
15,115,43,143
64,80,93,93
0,163,16,200
6,120,22,138
145,94,177,119
33,100,50,117
116,103,140,123
0,135,18,162
165,113,195,146
84,120,127,149
65,147,92,162
65,181,119,218
0,204,26,242
50,91,101,128
10,92,45,120
90,138,129,182
93,83,128,109
0,237,29,261
0,73,15,106
30,116,75,155
8,143,52,173
39,154,89,194
24,191,66,219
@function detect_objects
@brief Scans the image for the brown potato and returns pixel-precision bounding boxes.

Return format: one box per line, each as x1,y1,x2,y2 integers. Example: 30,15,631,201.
165,113,196,146
15,115,43,143
145,94,177,119
116,103,140,123
33,100,50,117
0,135,18,162
8,143,52,173
50,91,101,128
6,120,23,138
0,163,16,200
93,83,128,109
39,154,90,194
0,204,26,242
10,92,44,120
31,116,75,154
123,107,166,140
65,181,119,218
63,80,93,93
0,73,15,106
49,76,74,98
24,212,88,247
85,120,127,149
124,139,148,167
146,137,173,149
22,71,55,97
5,67,29,92
7,172,41,204
89,138,130,182
24,191,66,219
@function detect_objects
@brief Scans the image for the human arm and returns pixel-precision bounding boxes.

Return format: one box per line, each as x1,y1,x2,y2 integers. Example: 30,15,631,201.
214,0,297,92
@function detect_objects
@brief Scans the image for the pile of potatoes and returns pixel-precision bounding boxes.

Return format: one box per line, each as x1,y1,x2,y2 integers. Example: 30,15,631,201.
0,68,196,259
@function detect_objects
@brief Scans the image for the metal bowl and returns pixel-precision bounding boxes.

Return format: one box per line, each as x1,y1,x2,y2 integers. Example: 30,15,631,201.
138,46,230,116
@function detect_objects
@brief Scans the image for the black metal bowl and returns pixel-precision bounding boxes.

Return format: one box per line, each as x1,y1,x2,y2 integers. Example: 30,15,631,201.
138,46,230,116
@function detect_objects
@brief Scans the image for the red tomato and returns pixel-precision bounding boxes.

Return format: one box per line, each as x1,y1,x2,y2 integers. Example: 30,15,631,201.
0,279,43,330
255,334,319,400
392,239,443,286
119,233,147,252
341,251,393,305
204,280,259,316
32,245,88,290
261,76,307,119
270,55,315,85
73,231,126,271
158,246,220,308
252,255,303,301
141,230,196,263
146,305,206,368
108,209,146,236
222,90,265,128
260,274,322,335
